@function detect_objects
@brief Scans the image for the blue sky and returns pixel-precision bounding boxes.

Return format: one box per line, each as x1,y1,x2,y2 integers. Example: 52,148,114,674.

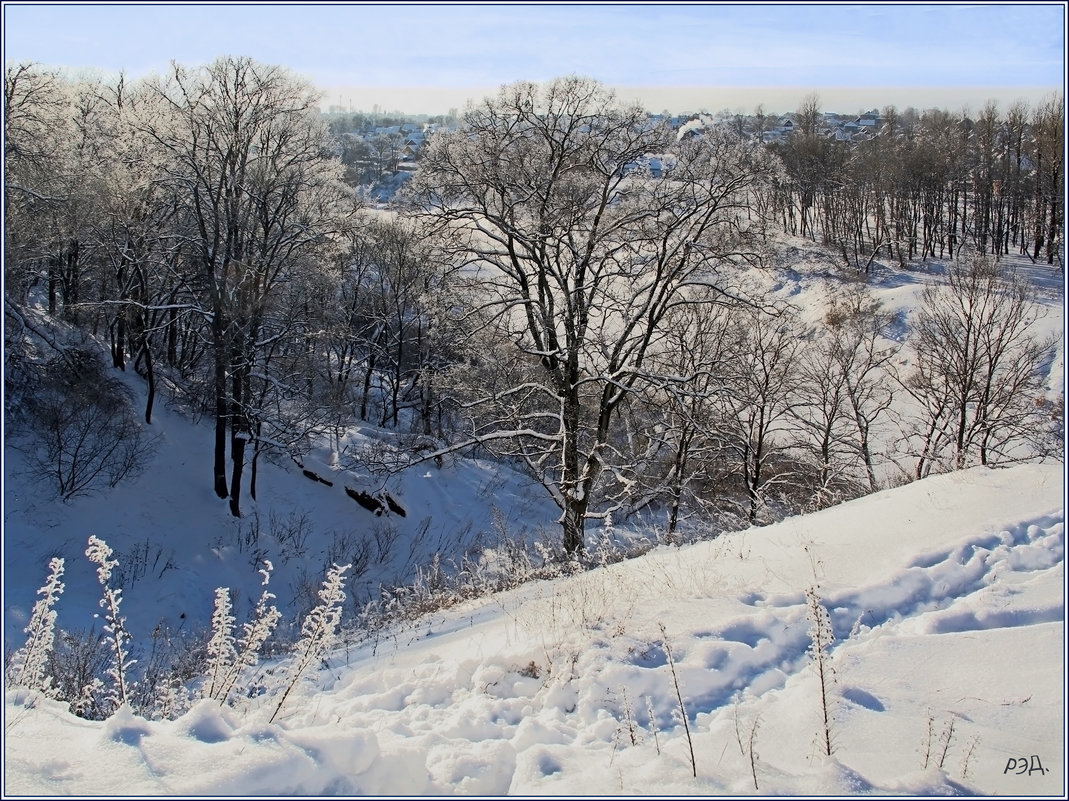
3,3,1065,114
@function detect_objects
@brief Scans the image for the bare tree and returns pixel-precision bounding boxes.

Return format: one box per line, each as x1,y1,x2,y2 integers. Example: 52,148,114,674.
139,57,352,515
899,257,1057,477
10,341,153,500
833,292,900,491
4,62,80,312
792,286,899,504
610,290,742,540
369,132,403,179
716,305,803,523
792,331,862,509
353,216,457,429
409,76,776,552
1030,93,1064,266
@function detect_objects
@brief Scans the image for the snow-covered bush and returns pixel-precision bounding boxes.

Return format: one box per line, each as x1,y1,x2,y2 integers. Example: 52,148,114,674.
6,557,65,695
202,561,282,706
202,588,238,702
270,562,351,723
85,536,134,712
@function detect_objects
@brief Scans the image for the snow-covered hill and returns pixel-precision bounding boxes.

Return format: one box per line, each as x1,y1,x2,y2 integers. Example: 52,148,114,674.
5,462,1064,795
4,239,1065,796
1,373,562,646
5,246,1062,640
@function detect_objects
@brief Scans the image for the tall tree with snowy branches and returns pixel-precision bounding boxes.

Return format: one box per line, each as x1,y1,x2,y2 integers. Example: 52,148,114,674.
409,76,777,552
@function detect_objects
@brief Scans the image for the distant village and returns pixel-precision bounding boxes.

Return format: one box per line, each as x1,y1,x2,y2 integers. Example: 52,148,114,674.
324,105,891,197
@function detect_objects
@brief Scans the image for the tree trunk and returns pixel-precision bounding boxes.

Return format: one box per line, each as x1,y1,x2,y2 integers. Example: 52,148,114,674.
853,411,877,493
167,306,178,366
213,318,229,499
561,392,586,554
1046,173,1061,265
48,255,58,316
228,360,248,518
250,422,263,501
229,433,246,518
360,350,377,422
62,239,80,321
135,339,156,424
743,436,763,524
562,500,587,554
666,436,689,542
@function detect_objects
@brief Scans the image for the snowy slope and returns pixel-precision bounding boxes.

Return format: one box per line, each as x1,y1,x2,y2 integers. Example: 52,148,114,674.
2,381,562,645
4,237,1064,796
3,242,1062,646
5,462,1065,796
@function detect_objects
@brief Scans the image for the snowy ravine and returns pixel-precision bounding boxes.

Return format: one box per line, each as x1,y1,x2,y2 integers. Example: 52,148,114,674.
4,461,1065,796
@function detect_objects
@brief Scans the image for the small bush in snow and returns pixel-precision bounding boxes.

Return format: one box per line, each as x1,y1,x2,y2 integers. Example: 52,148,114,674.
13,348,153,500
921,707,937,768
959,733,981,780
131,622,206,720
645,694,661,756
7,557,65,695
805,583,837,757
202,588,239,702
659,623,696,778
936,715,957,769
203,561,282,706
269,562,350,724
86,535,134,712
46,627,110,719
734,698,762,791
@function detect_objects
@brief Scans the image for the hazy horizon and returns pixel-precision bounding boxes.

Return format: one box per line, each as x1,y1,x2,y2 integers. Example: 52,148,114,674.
319,82,1063,117
5,3,1063,117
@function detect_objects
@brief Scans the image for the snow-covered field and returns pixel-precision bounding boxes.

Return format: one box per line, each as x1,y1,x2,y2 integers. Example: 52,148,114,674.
4,462,1065,795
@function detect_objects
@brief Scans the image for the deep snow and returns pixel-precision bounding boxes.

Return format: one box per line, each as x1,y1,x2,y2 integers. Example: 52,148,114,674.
4,463,1065,796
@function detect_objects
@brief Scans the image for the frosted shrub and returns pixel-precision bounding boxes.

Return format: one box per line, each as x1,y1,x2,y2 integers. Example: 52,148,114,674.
234,563,283,687
7,557,65,694
154,678,192,721
806,584,837,756
86,535,133,711
203,561,282,706
269,562,351,724
202,588,238,701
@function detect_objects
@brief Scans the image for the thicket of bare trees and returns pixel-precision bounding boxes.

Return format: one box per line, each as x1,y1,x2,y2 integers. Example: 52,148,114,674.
898,257,1060,478
4,62,1062,550
770,94,1064,272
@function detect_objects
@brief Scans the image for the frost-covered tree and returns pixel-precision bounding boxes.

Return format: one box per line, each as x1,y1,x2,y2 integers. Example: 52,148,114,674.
410,75,777,552
4,62,73,306
138,56,353,515
900,257,1058,476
